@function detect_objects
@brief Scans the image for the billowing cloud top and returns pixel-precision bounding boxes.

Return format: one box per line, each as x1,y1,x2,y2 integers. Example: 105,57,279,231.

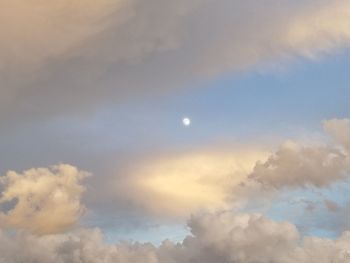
0,165,88,234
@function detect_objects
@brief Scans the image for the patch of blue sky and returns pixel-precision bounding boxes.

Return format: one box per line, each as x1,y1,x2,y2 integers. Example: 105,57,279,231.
103,223,189,246
264,179,350,239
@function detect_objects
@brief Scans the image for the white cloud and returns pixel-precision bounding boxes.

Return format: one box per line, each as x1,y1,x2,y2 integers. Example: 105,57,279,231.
0,164,88,234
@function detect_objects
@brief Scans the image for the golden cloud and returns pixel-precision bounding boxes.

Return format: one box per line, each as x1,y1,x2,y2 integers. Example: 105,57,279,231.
120,148,269,218
0,164,88,234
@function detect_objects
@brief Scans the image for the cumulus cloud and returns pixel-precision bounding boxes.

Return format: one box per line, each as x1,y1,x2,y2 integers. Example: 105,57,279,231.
0,164,88,234
2,0,350,126
247,119,350,189
248,140,350,188
1,211,350,263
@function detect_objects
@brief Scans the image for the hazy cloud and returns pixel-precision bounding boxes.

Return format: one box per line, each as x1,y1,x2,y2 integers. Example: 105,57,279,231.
117,148,268,218
324,118,350,152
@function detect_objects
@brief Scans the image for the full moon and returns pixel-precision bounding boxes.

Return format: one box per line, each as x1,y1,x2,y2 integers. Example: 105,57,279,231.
182,117,191,126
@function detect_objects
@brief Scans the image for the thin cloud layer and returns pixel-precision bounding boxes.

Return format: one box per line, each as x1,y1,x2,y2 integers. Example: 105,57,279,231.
2,0,350,125
324,119,350,152
0,164,88,234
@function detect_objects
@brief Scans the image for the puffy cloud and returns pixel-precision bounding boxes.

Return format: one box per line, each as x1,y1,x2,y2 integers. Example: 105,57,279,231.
0,164,88,234
119,148,268,217
2,0,350,126
249,140,350,188
180,212,350,263
247,119,350,189
1,211,350,263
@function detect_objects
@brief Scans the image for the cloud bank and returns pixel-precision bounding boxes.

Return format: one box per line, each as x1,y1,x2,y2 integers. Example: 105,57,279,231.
1,212,350,263
2,0,350,126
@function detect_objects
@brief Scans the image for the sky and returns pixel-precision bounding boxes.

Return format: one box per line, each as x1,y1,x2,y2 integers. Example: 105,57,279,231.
1,0,350,262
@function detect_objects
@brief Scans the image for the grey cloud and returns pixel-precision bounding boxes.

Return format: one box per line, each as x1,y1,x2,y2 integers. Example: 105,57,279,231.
2,0,350,127
324,199,340,212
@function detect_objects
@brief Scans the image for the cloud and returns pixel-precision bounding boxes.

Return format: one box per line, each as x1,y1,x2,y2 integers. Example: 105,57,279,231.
248,140,350,188
118,148,268,218
324,199,340,212
107,119,350,220
2,0,350,126
118,120,350,219
0,0,125,65
324,118,350,152
247,119,350,189
0,164,88,234
1,211,350,263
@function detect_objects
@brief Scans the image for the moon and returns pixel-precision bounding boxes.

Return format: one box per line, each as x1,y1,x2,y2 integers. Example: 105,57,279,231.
182,117,191,126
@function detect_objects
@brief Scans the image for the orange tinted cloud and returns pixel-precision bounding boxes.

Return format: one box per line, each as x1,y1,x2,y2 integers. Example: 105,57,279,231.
120,148,269,217
0,164,88,234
